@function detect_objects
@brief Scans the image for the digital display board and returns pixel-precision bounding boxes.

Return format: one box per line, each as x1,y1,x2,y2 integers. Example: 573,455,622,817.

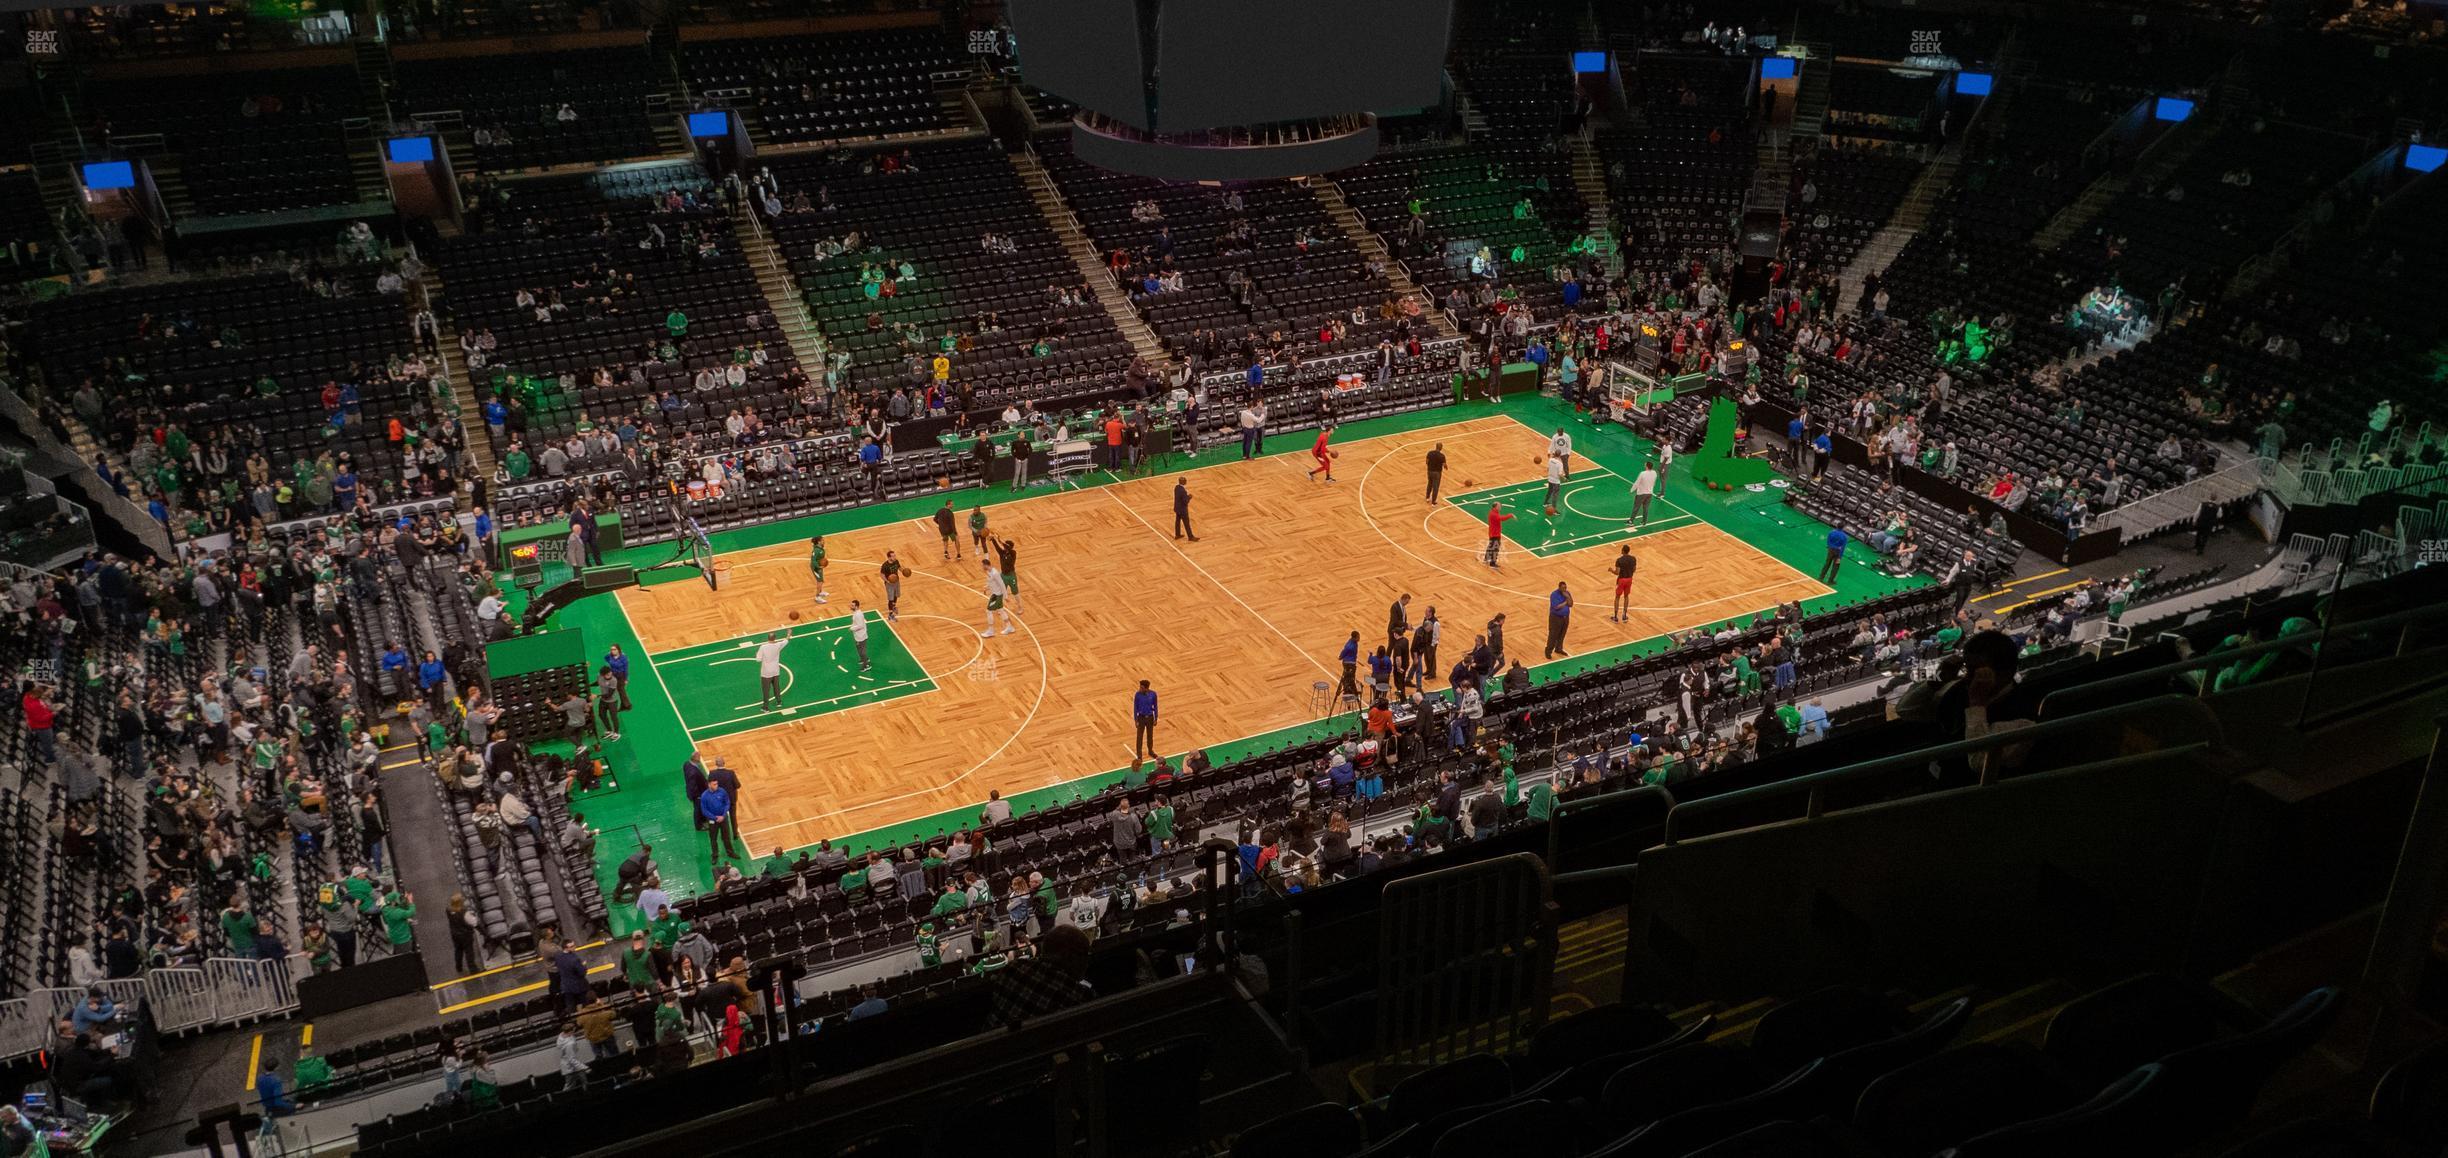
81,161,134,190
385,136,435,164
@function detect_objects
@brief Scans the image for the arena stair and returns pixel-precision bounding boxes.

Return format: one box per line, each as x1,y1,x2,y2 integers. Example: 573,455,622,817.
1008,145,1172,365
1310,177,1461,341
1785,42,1835,145
352,35,395,128
727,207,832,388
1836,136,1962,311
420,269,496,482
1569,130,1610,239
2031,56,2233,254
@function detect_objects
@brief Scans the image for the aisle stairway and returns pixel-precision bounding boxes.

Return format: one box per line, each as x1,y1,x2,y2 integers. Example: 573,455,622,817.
1569,131,1610,239
727,209,832,385
1837,137,1964,309
1310,178,1460,341
1009,146,1171,364
419,269,496,481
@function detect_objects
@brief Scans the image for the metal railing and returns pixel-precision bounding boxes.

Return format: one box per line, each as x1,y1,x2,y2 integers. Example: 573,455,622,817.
730,198,833,396
1,955,302,1062
1660,694,2224,845
0,377,176,558
2094,456,2264,540
2033,599,2448,728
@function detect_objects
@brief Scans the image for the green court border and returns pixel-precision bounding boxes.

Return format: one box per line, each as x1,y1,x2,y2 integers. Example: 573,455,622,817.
646,616,935,743
498,393,1924,911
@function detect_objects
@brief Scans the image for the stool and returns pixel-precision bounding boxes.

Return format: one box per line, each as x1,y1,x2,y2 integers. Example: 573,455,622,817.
1309,680,1332,716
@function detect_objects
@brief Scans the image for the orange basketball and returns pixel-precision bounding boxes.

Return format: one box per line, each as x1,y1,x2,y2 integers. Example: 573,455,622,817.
788,611,802,622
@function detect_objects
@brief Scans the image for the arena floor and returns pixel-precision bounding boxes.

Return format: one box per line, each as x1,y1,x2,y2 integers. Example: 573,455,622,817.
514,395,1919,916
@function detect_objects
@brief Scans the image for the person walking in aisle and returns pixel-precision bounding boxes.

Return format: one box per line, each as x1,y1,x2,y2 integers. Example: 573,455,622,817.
1545,581,1574,659
596,664,623,740
1132,680,1159,763
1484,502,1514,567
1630,460,1659,527
605,644,633,710
880,551,904,621
934,500,959,561
809,534,830,604
847,600,872,672
981,560,1014,636
754,630,788,710
1424,443,1447,503
989,536,1023,615
1819,527,1849,583
1610,545,1640,622
1173,480,1197,541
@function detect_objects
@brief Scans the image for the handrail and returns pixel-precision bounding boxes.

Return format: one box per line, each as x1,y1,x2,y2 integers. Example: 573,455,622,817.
0,377,176,558
1660,694,2222,844
1545,783,1674,868
2034,596,2448,719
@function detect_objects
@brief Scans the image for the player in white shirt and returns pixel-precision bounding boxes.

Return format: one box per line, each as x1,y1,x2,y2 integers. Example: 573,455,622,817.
1543,453,1566,518
754,631,789,709
1630,462,1660,527
981,561,1015,637
847,601,871,672
1549,429,1573,479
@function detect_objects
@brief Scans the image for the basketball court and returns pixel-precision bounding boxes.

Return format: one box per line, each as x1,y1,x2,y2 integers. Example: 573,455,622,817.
602,408,1844,862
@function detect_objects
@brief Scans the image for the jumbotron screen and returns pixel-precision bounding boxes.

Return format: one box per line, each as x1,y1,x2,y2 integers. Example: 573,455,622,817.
1010,0,1454,133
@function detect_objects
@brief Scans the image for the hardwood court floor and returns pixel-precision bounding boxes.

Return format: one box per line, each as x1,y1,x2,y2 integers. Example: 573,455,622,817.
611,413,1828,855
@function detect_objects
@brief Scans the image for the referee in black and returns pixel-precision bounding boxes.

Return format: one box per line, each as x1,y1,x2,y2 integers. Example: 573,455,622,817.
1173,479,1197,541
1424,443,1447,503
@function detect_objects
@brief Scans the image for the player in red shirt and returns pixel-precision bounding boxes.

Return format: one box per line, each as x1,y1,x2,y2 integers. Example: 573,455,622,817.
1483,503,1513,568
1306,426,1338,483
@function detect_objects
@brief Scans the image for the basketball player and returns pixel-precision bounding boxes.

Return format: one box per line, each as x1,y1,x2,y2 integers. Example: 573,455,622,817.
880,551,904,622
808,534,829,604
1610,545,1639,622
1424,443,1446,503
1484,503,1513,567
933,500,958,560
755,630,789,710
1630,460,1659,527
1306,425,1337,482
981,560,1014,637
988,535,1022,616
847,599,872,672
1549,428,1573,479
1542,452,1565,517
968,504,989,558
